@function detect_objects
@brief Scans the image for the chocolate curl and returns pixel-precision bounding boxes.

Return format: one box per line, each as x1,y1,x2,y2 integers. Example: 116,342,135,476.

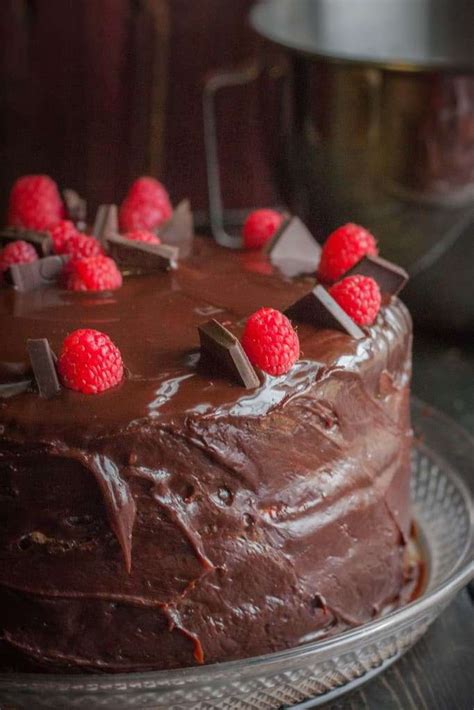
93,204,119,244
106,234,178,273
27,338,61,399
198,319,260,389
0,227,52,257
285,285,365,339
8,255,69,292
344,254,409,295
63,189,87,229
158,199,194,258
265,216,321,277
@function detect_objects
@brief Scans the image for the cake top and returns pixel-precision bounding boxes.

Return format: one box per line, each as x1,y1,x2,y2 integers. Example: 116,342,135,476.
0,175,412,581
0,175,410,445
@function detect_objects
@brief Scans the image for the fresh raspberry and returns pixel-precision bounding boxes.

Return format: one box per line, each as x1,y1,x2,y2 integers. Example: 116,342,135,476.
59,233,104,260
124,229,161,245
63,255,123,292
329,275,381,326
8,175,64,230
0,240,38,274
48,220,79,254
242,209,284,250
58,328,124,394
318,223,378,282
119,176,172,232
127,176,167,200
241,307,299,376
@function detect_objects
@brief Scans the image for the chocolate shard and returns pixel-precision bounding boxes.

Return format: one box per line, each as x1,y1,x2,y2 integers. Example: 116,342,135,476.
0,361,30,380
0,359,33,398
106,234,178,273
198,319,260,389
158,199,194,258
344,254,409,295
0,227,52,257
0,379,33,398
285,284,365,339
93,204,119,244
264,216,321,277
27,338,61,399
63,188,87,229
7,255,69,292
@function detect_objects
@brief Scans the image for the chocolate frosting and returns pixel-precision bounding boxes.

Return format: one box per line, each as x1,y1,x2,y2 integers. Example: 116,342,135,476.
0,237,414,673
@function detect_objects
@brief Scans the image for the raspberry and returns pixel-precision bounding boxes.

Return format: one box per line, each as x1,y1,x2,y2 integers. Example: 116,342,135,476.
127,176,167,200
119,176,172,232
329,275,381,326
48,220,79,254
241,307,299,376
58,328,124,394
124,229,161,245
8,175,64,230
59,233,104,260
63,255,122,292
242,209,284,250
318,223,378,282
0,240,38,274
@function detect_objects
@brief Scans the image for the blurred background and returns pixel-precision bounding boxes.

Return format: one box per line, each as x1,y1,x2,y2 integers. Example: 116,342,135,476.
0,2,472,704
0,0,473,430
0,0,273,217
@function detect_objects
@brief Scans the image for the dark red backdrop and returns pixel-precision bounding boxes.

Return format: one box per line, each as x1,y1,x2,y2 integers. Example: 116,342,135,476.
0,0,277,220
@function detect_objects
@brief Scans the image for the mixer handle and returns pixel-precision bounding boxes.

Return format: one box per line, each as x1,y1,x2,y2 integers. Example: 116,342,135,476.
203,58,289,248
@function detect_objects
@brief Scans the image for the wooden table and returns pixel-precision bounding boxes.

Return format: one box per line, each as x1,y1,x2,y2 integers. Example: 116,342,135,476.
323,589,473,710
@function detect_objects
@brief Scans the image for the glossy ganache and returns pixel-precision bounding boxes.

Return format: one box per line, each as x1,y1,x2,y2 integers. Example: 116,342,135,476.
0,237,413,673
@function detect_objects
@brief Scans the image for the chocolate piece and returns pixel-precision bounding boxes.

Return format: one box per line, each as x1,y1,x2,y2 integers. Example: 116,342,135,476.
0,227,52,257
264,216,321,277
93,204,119,244
198,319,259,389
27,338,61,399
63,189,87,229
158,199,194,258
0,379,32,398
344,254,409,295
7,255,69,292
106,234,178,273
0,361,30,380
285,284,365,339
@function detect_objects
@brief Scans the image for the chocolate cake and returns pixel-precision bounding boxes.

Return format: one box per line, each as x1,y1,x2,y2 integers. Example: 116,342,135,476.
0,227,414,673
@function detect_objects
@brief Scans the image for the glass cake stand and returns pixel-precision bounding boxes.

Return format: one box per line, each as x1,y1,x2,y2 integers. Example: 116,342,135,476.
0,398,472,710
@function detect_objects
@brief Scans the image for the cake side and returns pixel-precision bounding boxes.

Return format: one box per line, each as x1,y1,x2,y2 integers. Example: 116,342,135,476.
0,238,413,672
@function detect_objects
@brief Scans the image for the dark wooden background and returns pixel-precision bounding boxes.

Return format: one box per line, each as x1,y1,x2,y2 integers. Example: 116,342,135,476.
0,0,276,219
320,591,473,710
